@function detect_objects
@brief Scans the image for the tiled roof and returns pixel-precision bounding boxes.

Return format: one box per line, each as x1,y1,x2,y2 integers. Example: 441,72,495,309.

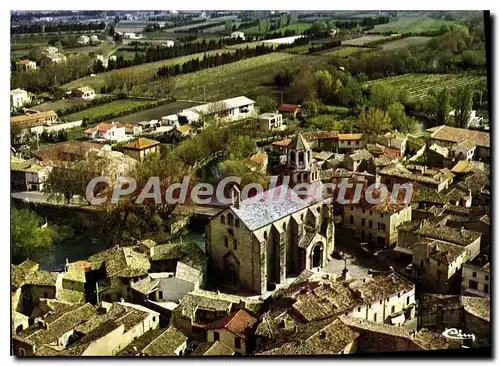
32,141,107,162
461,296,490,322
191,341,235,356
420,294,490,323
428,125,490,148
96,122,124,132
151,242,207,271
208,309,257,339
348,149,373,161
413,328,455,350
454,139,477,150
338,133,363,141
123,137,160,150
23,303,96,346
179,290,243,321
339,315,415,339
141,326,187,356
249,151,268,165
89,246,150,278
271,138,292,147
131,276,160,295
417,222,481,247
11,110,57,126
428,240,467,265
279,103,299,112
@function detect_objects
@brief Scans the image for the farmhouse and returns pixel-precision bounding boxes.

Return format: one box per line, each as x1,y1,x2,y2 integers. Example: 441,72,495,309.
10,89,31,109
16,59,37,71
123,138,160,162
84,122,126,141
191,96,256,122
11,156,52,192
279,104,300,119
77,35,90,44
70,86,95,100
426,125,490,160
11,110,58,130
259,112,283,131
162,40,175,48
230,31,245,40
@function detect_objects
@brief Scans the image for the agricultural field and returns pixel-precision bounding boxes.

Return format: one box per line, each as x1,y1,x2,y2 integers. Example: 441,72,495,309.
380,36,432,51
104,101,201,123
62,49,237,91
243,22,313,36
130,52,330,101
32,98,91,112
274,22,314,34
364,73,487,101
370,16,458,34
320,46,374,57
226,41,269,49
64,46,102,55
62,99,153,122
280,44,311,54
113,49,137,60
342,35,392,46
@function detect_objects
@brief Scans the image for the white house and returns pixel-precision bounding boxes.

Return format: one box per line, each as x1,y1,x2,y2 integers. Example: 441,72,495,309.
191,96,256,122
258,112,283,131
71,86,95,100
10,89,31,109
123,32,141,39
77,35,90,44
84,122,126,141
451,140,477,161
162,110,200,127
16,59,37,72
162,40,175,48
230,31,245,40
90,35,100,44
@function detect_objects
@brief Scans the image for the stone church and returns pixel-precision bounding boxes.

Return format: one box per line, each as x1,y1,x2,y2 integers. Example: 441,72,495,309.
206,134,335,295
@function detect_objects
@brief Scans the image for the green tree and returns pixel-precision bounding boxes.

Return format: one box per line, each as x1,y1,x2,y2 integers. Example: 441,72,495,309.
356,108,392,135
219,159,267,187
368,84,399,110
388,102,418,133
289,68,317,103
315,69,334,103
452,85,473,128
225,20,233,33
228,135,256,160
301,98,320,117
11,208,54,263
256,94,279,113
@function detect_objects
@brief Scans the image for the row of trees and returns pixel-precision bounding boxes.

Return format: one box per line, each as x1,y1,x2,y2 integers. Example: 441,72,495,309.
102,37,249,71
12,21,106,34
157,45,275,78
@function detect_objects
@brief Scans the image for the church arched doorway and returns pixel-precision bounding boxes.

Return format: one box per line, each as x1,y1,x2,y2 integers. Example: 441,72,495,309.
311,243,323,269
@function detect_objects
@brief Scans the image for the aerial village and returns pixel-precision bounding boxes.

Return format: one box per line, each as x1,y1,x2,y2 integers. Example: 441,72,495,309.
10,10,490,356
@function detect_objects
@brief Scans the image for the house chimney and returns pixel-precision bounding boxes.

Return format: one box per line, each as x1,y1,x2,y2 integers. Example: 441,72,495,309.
319,331,327,339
